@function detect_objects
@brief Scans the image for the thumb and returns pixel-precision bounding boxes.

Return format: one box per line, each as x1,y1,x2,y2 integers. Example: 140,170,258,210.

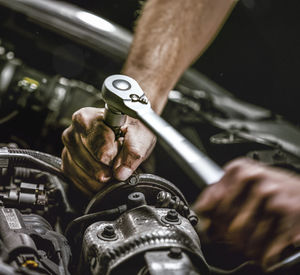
113,135,144,180
113,119,155,181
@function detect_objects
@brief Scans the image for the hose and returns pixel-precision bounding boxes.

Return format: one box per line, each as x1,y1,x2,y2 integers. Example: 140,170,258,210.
7,148,62,169
0,151,68,184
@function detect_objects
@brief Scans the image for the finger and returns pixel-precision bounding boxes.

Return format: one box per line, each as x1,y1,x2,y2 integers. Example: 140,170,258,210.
61,148,104,196
262,233,291,269
193,183,227,215
113,119,156,181
62,125,112,183
246,215,279,260
260,198,300,268
226,181,274,249
71,107,118,166
194,158,260,216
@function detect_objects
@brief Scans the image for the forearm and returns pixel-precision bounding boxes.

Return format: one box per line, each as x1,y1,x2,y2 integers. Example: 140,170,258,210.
123,0,237,114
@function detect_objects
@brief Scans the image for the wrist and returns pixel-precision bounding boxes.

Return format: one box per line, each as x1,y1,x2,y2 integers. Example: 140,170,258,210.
122,66,171,115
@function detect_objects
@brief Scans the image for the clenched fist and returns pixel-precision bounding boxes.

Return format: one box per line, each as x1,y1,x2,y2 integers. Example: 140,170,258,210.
61,107,156,196
194,158,300,270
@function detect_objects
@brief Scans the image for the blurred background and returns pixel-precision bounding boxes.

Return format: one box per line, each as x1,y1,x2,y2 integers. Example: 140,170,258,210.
68,0,300,123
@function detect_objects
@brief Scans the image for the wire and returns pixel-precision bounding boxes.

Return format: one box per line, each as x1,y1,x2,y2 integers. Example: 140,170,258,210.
0,110,19,124
0,152,68,183
209,261,259,275
65,205,127,243
7,148,62,169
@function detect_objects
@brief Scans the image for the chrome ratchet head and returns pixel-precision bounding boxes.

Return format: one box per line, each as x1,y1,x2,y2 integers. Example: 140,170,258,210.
102,74,151,119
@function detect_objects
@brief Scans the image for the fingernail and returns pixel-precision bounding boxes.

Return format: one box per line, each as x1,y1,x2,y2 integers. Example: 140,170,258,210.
96,171,111,183
115,166,133,181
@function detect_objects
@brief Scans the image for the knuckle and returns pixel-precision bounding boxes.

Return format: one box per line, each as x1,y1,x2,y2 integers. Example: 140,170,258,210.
72,108,85,123
61,126,73,145
128,147,143,161
256,182,279,198
99,150,116,166
72,109,87,131
265,196,290,215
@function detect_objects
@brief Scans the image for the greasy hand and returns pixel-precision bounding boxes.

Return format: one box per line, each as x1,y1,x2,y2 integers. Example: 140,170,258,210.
194,158,300,270
61,107,156,196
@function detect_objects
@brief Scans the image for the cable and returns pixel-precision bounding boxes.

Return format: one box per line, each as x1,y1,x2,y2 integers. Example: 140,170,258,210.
0,152,68,184
7,148,62,169
0,110,19,124
65,205,126,243
209,261,259,275
266,251,300,273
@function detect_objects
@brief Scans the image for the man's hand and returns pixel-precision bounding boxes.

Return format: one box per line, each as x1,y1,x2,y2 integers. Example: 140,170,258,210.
194,158,300,270
61,107,156,196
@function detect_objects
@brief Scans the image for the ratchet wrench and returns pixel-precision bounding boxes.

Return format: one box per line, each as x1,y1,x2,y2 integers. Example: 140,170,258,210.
102,74,224,188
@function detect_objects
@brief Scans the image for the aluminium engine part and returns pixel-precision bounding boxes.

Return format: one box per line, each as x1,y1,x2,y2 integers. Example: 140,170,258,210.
72,173,208,274
81,204,208,275
79,191,208,275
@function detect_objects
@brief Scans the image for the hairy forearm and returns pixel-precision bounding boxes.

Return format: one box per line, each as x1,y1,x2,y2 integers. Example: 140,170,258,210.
123,0,237,114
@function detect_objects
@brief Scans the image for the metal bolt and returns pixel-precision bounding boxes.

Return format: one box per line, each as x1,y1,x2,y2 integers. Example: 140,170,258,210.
127,192,146,208
101,225,116,239
127,174,139,185
6,51,14,60
168,247,182,259
188,215,198,226
165,210,179,222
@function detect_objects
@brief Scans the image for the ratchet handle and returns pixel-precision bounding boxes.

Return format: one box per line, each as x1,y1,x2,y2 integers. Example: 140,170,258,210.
101,74,224,187
137,109,224,186
103,104,126,138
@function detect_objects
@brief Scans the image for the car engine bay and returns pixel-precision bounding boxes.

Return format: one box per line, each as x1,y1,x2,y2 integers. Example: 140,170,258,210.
0,1,300,274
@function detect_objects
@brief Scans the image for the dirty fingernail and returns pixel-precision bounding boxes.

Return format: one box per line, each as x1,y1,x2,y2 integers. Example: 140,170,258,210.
115,166,133,181
96,171,111,183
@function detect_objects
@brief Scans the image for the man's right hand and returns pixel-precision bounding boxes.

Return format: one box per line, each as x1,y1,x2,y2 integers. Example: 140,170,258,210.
194,158,300,270
61,107,156,196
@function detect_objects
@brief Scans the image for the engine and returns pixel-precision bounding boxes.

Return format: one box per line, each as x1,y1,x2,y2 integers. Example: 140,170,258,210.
0,1,300,274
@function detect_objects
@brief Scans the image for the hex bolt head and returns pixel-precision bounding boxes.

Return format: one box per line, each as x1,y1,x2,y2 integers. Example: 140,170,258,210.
168,247,182,259
102,225,116,239
127,174,139,185
127,192,146,209
165,209,179,222
188,215,199,226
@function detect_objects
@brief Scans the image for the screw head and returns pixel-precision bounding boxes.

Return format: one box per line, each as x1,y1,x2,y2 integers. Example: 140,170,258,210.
127,174,139,185
165,210,179,222
188,215,198,226
101,225,116,239
127,192,146,209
